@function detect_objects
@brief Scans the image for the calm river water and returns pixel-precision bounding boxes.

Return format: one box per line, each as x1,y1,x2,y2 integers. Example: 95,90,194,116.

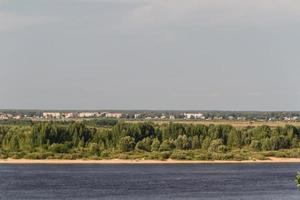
0,163,299,200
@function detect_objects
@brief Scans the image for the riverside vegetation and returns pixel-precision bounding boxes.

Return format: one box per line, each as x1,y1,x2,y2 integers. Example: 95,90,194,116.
1,120,300,160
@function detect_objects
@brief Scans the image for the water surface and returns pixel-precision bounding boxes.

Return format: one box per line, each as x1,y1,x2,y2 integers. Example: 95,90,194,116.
0,163,299,200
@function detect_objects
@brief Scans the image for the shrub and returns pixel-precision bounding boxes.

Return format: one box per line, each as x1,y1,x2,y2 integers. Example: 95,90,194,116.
50,143,69,153
250,140,262,151
100,150,111,158
159,151,171,160
24,152,53,159
135,137,152,152
89,143,100,156
208,139,223,153
296,172,300,188
174,135,191,150
151,138,160,152
170,150,189,160
119,136,135,152
159,140,175,152
148,151,160,160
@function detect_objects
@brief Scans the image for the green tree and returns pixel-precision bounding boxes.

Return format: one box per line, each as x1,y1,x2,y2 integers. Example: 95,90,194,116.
151,138,160,151
135,137,152,152
119,136,135,152
250,140,262,151
208,139,223,153
89,143,100,156
159,139,175,151
191,136,200,149
174,135,191,150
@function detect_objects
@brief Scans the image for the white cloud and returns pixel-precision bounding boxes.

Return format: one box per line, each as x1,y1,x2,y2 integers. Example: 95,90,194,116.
125,0,300,28
0,12,50,32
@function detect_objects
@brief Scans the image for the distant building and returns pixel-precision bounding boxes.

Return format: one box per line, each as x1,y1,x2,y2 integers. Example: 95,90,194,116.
134,114,141,119
169,115,175,120
284,116,299,121
184,113,205,119
43,112,61,119
228,116,235,120
160,115,166,119
13,115,22,120
6,114,13,118
214,116,223,120
0,113,8,120
105,113,122,118
63,113,76,118
293,116,299,121
78,112,98,118
237,117,246,121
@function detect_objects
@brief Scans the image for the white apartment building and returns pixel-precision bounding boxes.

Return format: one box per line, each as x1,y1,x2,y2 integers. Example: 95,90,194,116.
43,112,61,119
78,112,98,118
105,113,122,118
184,113,205,119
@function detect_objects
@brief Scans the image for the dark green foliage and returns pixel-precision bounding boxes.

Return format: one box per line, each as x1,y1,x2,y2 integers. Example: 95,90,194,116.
0,122,300,160
250,140,262,151
84,118,118,127
50,143,70,153
151,138,160,151
174,135,191,150
119,136,135,152
135,137,152,152
159,139,175,151
296,172,300,188
191,136,200,149
89,143,101,156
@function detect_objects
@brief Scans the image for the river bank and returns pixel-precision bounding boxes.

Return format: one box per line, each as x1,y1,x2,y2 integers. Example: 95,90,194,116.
1,157,300,164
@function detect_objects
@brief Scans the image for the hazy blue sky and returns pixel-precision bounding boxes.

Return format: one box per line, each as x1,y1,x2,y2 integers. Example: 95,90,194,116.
1,0,300,110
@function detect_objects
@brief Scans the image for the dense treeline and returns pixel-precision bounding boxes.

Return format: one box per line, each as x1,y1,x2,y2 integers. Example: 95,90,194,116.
0,122,300,160
1,109,300,120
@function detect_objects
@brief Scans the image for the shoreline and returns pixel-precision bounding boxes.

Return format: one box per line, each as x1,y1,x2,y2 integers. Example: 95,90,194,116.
1,157,300,164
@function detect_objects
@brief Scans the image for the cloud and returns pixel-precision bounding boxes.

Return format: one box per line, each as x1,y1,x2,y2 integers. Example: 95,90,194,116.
125,0,300,28
0,12,49,32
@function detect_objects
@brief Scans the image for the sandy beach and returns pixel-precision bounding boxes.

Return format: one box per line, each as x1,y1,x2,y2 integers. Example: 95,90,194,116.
0,157,300,164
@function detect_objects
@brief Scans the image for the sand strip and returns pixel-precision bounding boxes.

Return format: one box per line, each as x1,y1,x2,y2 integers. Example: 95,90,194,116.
0,157,300,164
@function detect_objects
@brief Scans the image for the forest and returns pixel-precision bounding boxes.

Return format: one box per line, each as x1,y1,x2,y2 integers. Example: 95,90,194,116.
0,121,300,160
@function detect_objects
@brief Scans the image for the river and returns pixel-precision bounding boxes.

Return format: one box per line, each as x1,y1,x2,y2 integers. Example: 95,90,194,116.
0,163,299,199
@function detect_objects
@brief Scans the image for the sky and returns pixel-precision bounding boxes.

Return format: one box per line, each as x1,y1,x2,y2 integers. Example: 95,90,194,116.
1,0,300,111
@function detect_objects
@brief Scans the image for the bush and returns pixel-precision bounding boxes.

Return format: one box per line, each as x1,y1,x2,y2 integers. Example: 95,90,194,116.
194,153,211,160
170,150,188,160
208,139,223,153
89,143,100,156
119,136,135,152
135,138,152,152
159,140,175,152
148,151,160,160
217,145,227,153
100,150,111,158
296,172,300,188
117,153,129,159
274,151,289,158
174,135,191,150
24,152,53,159
151,138,160,151
159,151,171,160
251,154,268,160
250,140,262,151
50,144,70,153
